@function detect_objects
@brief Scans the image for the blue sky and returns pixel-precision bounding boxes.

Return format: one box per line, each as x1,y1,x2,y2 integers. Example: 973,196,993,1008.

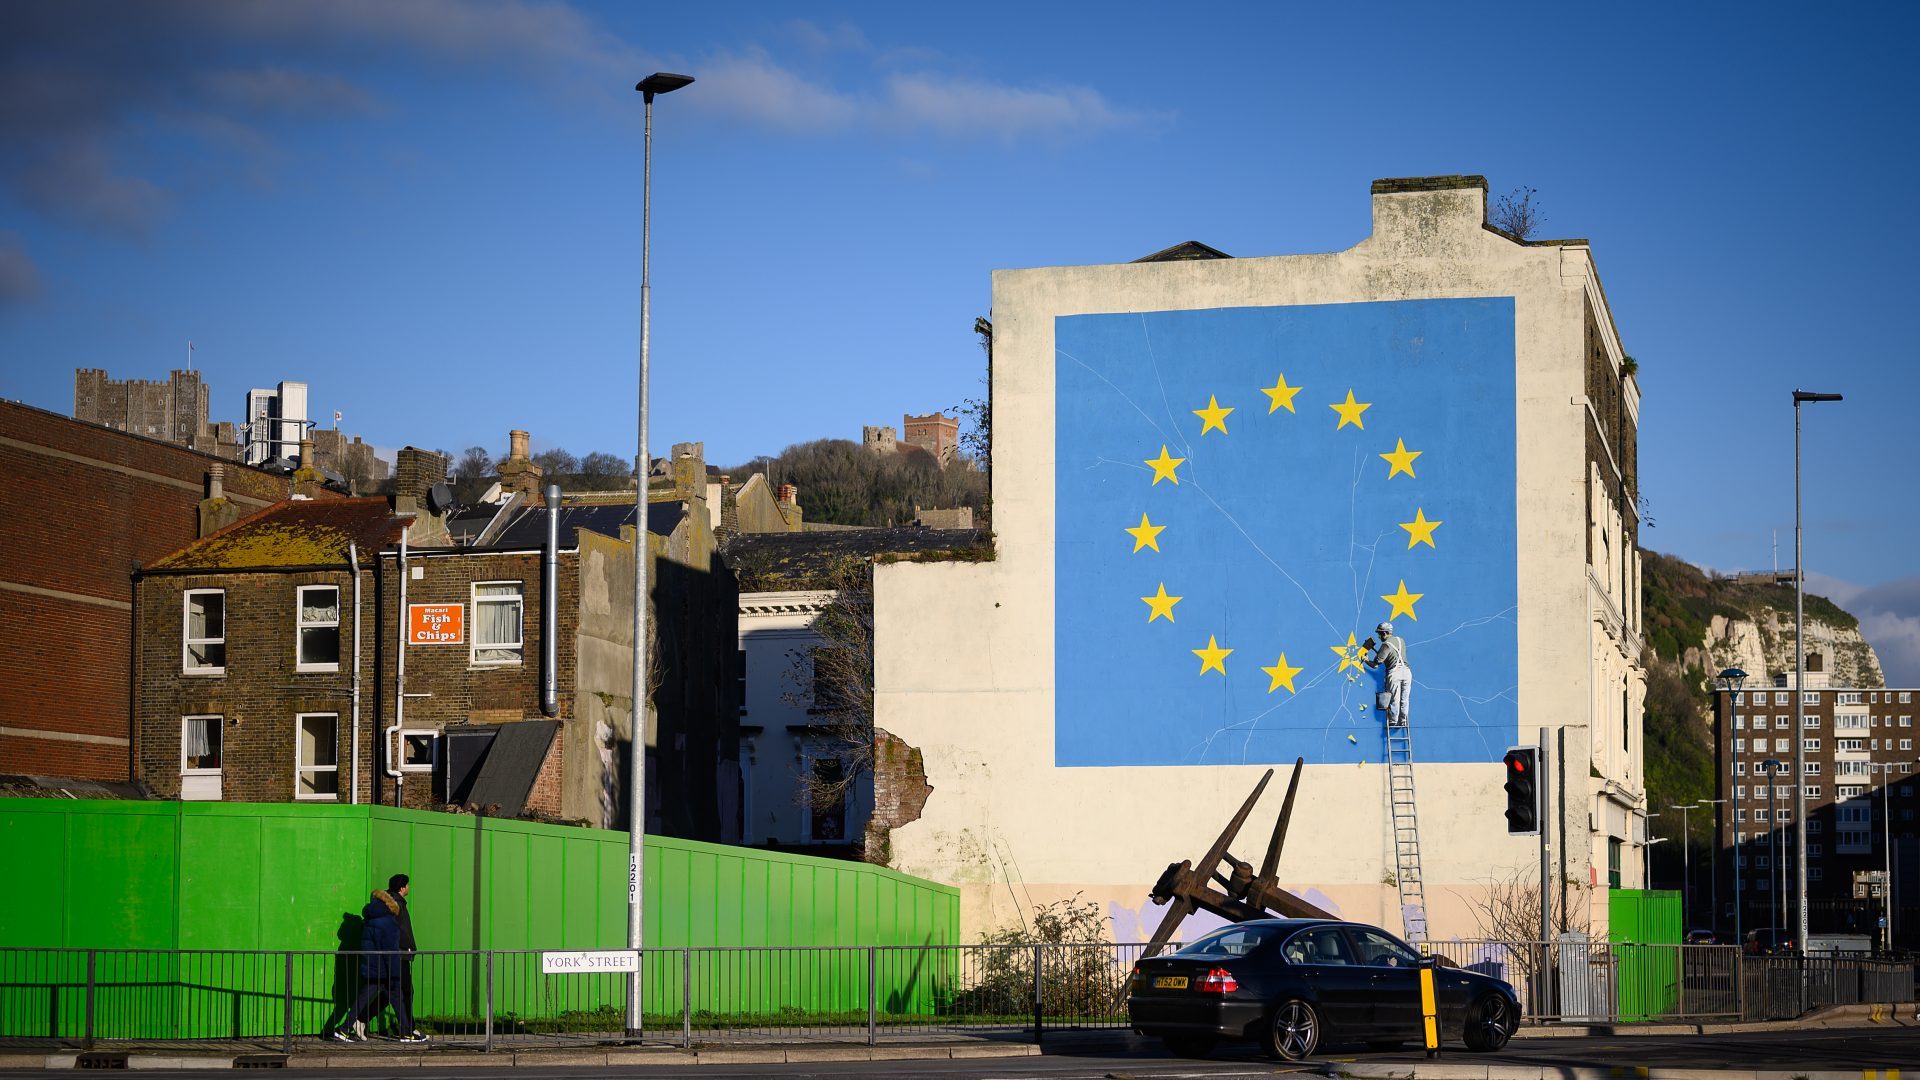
2,2,1917,681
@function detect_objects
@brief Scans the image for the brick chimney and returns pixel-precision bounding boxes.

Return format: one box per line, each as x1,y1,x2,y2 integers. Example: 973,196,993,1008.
775,482,803,528
290,433,327,499
393,446,450,516
198,464,242,537
496,428,545,499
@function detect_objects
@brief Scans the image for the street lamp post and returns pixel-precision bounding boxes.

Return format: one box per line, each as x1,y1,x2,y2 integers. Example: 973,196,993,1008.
1719,667,1748,944
1701,799,1727,936
1671,802,1704,930
1792,389,1842,958
628,69,694,1040
1868,761,1910,953
1765,758,1783,932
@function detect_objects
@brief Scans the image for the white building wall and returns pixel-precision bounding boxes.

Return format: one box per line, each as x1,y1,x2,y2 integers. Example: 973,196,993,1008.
874,180,1645,941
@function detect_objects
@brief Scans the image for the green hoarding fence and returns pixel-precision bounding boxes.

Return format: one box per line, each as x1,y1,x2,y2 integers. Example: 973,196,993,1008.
1609,888,1682,1019
0,799,959,1039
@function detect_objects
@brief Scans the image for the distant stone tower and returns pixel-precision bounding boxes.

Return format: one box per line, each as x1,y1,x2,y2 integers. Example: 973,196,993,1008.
862,425,898,454
73,367,220,454
902,412,959,465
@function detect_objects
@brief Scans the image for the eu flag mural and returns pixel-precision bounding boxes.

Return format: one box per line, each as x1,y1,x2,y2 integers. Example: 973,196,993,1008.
1054,298,1518,767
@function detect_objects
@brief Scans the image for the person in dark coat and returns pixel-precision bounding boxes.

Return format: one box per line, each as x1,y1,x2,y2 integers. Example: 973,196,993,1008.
388,874,423,1040
334,884,424,1042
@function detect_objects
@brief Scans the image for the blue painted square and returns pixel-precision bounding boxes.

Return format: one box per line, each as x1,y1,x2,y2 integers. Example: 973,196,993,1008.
1054,298,1518,766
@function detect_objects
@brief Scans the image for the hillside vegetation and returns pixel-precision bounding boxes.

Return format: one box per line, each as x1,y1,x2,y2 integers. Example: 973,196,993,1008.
722,439,987,528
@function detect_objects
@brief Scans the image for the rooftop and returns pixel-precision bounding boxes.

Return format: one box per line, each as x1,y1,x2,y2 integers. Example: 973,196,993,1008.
143,498,409,571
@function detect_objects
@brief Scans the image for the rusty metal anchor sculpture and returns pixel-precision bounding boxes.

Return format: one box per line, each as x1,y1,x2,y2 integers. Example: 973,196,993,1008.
1137,756,1334,963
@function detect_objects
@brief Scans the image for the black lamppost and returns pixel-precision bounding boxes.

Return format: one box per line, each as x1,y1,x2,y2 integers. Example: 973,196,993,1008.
1719,667,1748,944
628,69,694,1040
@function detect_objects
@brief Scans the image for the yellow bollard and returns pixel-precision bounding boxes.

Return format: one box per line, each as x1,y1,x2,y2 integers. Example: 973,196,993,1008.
1419,959,1440,1056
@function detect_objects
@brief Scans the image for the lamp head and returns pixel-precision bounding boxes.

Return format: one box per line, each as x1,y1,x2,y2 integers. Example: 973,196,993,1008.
1792,390,1843,404
637,72,695,100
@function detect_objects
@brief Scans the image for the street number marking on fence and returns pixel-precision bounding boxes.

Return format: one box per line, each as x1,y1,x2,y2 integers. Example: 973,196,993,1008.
541,950,640,974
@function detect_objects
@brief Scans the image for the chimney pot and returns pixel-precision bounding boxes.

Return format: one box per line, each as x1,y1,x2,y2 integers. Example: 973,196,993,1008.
777,483,797,504
509,429,530,461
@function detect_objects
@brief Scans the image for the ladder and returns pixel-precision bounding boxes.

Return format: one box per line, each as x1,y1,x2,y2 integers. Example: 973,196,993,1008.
1386,722,1430,944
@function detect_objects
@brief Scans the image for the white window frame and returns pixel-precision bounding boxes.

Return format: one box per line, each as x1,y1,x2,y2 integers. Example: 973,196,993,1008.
1804,691,1821,705
295,585,342,673
181,714,223,774
1805,785,1822,799
1775,692,1789,705
470,581,525,666
182,589,227,675
1736,738,1746,752
400,729,438,773
1736,761,1747,776
295,712,340,800
1804,738,1820,752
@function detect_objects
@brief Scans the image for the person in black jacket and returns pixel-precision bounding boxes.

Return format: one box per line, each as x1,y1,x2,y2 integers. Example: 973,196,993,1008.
388,874,424,1041
333,882,424,1042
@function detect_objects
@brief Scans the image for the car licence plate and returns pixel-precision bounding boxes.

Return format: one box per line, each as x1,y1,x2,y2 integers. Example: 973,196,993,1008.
1153,976,1188,989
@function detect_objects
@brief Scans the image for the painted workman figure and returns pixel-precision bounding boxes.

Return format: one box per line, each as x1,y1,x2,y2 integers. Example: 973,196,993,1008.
1365,621,1411,726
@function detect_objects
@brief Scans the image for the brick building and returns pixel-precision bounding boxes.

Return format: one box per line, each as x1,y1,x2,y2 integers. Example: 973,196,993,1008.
1712,661,1920,943
0,400,304,785
132,443,743,841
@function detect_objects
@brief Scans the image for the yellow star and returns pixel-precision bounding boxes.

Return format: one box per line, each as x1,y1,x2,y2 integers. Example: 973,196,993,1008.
1330,632,1365,673
1400,508,1442,549
1261,652,1304,693
1192,634,1232,676
1193,395,1233,435
1141,583,1182,623
1144,445,1185,486
1381,579,1424,621
1125,513,1166,553
1329,389,1371,430
1380,438,1421,479
1260,374,1302,414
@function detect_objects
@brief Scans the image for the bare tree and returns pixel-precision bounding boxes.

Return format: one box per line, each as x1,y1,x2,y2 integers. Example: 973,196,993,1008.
533,447,578,479
783,554,875,816
1450,866,1594,998
452,445,494,503
1490,186,1545,240
576,451,630,488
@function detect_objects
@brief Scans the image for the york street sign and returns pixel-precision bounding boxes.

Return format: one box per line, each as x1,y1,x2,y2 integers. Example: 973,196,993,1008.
542,950,640,974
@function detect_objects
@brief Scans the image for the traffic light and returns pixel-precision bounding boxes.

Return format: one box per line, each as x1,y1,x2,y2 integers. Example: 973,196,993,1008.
1503,747,1540,834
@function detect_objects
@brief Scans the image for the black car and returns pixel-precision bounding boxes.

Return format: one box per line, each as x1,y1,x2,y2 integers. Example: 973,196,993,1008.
1126,918,1520,1060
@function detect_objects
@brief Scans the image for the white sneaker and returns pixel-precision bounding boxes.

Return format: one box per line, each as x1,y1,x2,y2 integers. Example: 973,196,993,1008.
328,1029,354,1043
351,1021,367,1042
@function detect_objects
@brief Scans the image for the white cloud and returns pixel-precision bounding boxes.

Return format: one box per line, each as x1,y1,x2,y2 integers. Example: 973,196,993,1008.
881,72,1153,139
694,48,859,133
0,232,43,308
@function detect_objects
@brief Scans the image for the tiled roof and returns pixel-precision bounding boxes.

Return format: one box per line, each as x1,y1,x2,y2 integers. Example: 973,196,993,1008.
143,498,409,571
488,499,684,548
721,527,989,590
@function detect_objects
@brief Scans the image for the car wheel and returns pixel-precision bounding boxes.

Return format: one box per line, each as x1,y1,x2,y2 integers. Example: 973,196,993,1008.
1462,992,1514,1052
1262,998,1321,1061
1161,1034,1215,1058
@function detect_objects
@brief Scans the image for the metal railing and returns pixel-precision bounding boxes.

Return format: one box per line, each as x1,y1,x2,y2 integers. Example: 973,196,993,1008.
2,941,1912,1051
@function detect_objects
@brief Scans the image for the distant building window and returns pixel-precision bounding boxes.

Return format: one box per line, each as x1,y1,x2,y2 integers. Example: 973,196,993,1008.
1608,837,1622,889
1753,716,1769,730
1736,785,1747,799
296,713,339,799
1804,739,1820,752
472,582,524,665
1810,843,1822,857
401,730,436,773
1736,762,1747,776
1736,738,1747,753
1805,786,1821,799
1805,692,1821,705
183,590,226,673
1804,762,1821,775
1804,714,1821,728
1776,809,1793,822
1840,785,1866,798
1810,868,1824,882
1775,738,1790,753
296,586,341,671
1902,693,1913,704
182,715,222,772
1903,716,1913,727
1839,692,1863,705
1736,808,1746,822
1735,714,1745,729
1734,692,1746,705
1904,739,1915,752
1776,692,1790,705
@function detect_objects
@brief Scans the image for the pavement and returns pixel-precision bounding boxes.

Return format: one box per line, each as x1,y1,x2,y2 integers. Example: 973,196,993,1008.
0,1004,1912,1074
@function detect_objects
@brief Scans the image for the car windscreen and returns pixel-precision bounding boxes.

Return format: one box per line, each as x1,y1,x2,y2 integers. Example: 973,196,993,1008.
1173,925,1279,959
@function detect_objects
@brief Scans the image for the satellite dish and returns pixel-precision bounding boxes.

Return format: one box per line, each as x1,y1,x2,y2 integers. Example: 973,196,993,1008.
426,482,455,513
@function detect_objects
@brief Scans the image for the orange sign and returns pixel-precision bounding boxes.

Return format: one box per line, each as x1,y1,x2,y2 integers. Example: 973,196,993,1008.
409,603,465,645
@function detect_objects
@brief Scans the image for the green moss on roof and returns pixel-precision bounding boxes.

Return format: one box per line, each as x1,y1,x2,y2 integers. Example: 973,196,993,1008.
144,499,406,571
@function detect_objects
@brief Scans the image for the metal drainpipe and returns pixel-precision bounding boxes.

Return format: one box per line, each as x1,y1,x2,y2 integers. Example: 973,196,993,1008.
350,541,362,805
542,484,559,717
394,528,409,806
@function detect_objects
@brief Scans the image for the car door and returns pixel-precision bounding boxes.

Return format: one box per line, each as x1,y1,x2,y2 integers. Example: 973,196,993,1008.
1346,926,1423,1039
1280,926,1372,1034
